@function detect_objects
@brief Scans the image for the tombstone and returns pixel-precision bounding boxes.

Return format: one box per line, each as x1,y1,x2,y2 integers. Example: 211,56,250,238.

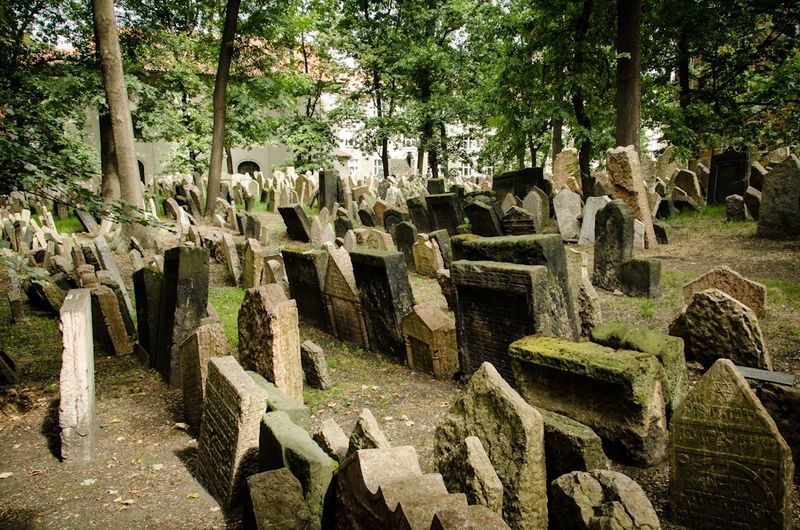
670,288,771,370
350,250,415,361
577,196,611,246
242,238,265,290
281,249,329,331
318,169,341,212
91,285,132,355
427,178,446,195
464,201,503,237
757,154,800,239
407,196,433,233
347,408,390,455
683,265,767,319
592,200,634,292
671,359,793,529
492,167,546,204
394,221,418,270
709,148,751,204
238,284,303,402
357,205,376,227
93,236,133,316
382,208,408,241
157,246,210,387
197,356,268,509
460,234,580,340
726,194,746,221
372,198,390,228
552,148,581,192
434,362,547,529
426,193,463,236
179,318,228,428
501,206,537,236
300,340,333,390
96,271,135,337
743,185,761,220
246,469,312,530
324,248,370,348
75,209,101,236
672,168,704,206
452,259,571,380
402,304,457,379
59,289,96,462
334,215,353,238
220,233,241,286
553,188,583,240
363,228,395,251
412,233,445,277
606,146,657,248
620,258,662,298
278,204,312,242
522,187,549,230
429,229,454,269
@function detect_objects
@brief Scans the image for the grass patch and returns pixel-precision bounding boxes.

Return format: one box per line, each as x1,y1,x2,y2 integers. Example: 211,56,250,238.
208,286,245,350
661,205,756,236
53,215,84,235
638,299,656,318
762,279,800,312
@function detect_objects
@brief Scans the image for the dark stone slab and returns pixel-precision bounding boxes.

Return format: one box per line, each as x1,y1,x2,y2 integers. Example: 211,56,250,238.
394,221,418,271
427,178,446,195
281,249,329,331
757,155,800,239
502,206,537,236
407,197,432,233
157,246,210,387
278,204,312,242
464,201,503,237
350,250,415,360
429,229,453,269
620,258,661,298
133,266,164,368
357,207,376,227
425,193,464,236
592,200,634,292
491,168,546,204
382,208,409,241
334,216,353,238
319,170,342,212
709,148,750,204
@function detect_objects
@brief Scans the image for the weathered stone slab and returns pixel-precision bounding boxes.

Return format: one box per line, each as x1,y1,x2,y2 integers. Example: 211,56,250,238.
438,435,503,515
242,238,265,290
402,304,457,380
247,371,310,429
577,195,611,245
59,289,96,462
492,167,546,204
751,382,800,480
282,249,329,331
259,411,336,529
238,284,303,402
539,409,609,487
313,418,349,463
91,285,132,355
620,258,661,298
278,204,312,242
93,236,133,316
350,250,415,360
606,146,657,247
412,233,445,277
683,266,767,318
96,271,135,337
501,206,537,236
757,154,800,239
434,362,547,529
592,200,634,292
157,246,209,387
132,266,163,367
510,336,668,465
246,468,312,530
347,408,390,455
671,359,793,529
709,148,750,205
464,201,503,237
300,340,333,390
394,221,418,271
221,233,241,286
430,505,510,530
180,318,228,428
407,197,432,233
197,356,268,509
323,248,369,347
553,188,582,240
425,193,463,236
551,470,660,530
670,288,770,370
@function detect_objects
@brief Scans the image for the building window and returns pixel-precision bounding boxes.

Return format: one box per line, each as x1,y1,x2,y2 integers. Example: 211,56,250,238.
459,166,472,177
344,137,356,148
403,137,416,148
237,161,260,175
373,158,382,177
348,159,359,177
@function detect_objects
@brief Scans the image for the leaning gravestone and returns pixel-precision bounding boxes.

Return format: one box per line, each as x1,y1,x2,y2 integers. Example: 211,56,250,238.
180,318,228,428
577,196,611,246
281,249,329,331
197,356,268,509
709,148,750,205
553,188,582,240
606,146,657,248
464,201,503,237
59,289,96,462
350,250,415,361
238,284,303,402
682,266,767,319
157,246,210,387
278,204,312,242
434,362,547,529
757,154,800,239
671,359,793,530
426,193,464,236
407,197,433,233
93,236,133,316
382,208,408,241
592,200,634,292
394,221,418,270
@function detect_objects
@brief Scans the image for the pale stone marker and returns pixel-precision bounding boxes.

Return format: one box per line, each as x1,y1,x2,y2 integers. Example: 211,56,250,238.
180,318,228,428
606,146,657,248
59,289,96,462
553,188,582,240
577,195,611,246
671,358,793,529
682,266,767,318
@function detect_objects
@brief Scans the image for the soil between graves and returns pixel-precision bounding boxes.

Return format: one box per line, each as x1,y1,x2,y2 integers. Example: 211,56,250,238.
0,210,798,529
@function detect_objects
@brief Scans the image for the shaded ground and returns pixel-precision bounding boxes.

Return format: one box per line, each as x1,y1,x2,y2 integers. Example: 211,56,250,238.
0,206,798,528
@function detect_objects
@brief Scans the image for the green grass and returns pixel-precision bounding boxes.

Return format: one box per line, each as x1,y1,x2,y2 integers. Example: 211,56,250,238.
762,279,800,312
53,215,84,234
208,286,245,350
661,204,756,235
638,298,656,318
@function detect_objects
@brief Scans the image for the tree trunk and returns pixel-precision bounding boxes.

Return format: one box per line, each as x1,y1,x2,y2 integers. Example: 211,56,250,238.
527,134,537,167
99,111,120,204
614,0,642,150
572,0,595,197
92,0,145,211
416,143,425,176
381,138,389,178
204,0,241,217
225,146,234,175
551,119,563,160
439,122,448,177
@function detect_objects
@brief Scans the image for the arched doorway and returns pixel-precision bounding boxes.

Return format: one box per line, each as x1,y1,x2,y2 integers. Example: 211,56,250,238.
237,160,261,176
137,160,146,184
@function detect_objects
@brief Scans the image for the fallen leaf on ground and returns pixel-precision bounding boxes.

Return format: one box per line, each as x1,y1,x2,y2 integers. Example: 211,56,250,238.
80,478,97,486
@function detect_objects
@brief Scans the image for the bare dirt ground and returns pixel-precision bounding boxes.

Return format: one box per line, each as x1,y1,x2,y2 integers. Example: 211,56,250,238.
0,208,798,529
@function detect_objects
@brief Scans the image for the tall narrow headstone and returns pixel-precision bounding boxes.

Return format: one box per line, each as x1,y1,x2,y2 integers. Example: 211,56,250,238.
606,146,657,248
180,318,228,428
281,249,329,331
407,197,432,233
93,236,134,316
709,148,750,205
59,289,96,462
757,154,800,239
592,200,634,292
671,359,793,529
577,195,611,246
132,266,163,367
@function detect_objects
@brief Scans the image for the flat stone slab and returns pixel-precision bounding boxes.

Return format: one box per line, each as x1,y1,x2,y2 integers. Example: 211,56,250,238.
682,265,767,318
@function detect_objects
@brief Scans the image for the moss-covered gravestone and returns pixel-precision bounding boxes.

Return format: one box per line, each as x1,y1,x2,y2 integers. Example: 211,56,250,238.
671,358,793,529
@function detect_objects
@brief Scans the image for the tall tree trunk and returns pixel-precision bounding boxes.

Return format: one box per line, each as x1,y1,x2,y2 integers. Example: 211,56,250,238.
551,119,563,160
92,0,145,211
381,138,389,178
416,143,425,176
225,146,234,175
99,111,120,204
614,0,642,150
204,0,241,217
439,122,448,177
677,28,690,110
572,0,595,197
527,134,537,167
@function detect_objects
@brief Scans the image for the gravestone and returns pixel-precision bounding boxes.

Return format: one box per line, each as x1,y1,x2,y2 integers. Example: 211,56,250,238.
93,236,133,316
592,200,634,292
323,248,369,348
281,249,329,331
606,146,657,248
220,233,241,286
394,221,418,270
425,193,463,236
437,436,503,515
709,148,751,205
180,318,228,428
350,250,415,361
197,356,268,509
522,187,549,232
429,229,454,269
357,205,376,227
382,208,408,241
157,246,210,387
364,228,395,251
671,359,793,529
672,169,704,206
91,285,132,355
501,206,537,236
577,196,611,246
246,469,312,530
492,167,546,204
553,188,583,240
75,209,101,236
407,197,432,233
464,201,503,237
319,170,342,212
744,186,761,220
552,148,581,192
412,233,445,277
427,178,446,195
683,266,767,318
757,154,800,239
59,289,96,462
278,204,312,242
402,303,457,379
334,215,353,238
238,285,303,402
726,194,746,221
372,198,389,228
300,340,333,390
